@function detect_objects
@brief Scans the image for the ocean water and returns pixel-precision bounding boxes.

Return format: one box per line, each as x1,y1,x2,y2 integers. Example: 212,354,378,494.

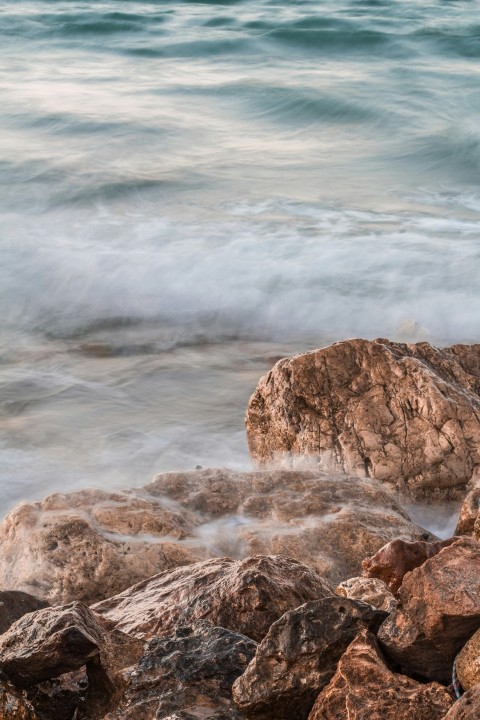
1,0,480,516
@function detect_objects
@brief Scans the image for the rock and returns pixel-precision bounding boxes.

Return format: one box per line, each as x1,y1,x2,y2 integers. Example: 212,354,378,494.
104,620,256,720
232,596,387,720
0,468,434,603
455,488,480,535
25,672,87,720
93,555,333,642
307,629,453,720
0,591,49,635
456,626,480,691
378,537,480,683
336,577,397,613
246,338,480,498
362,537,456,594
0,679,38,720
442,685,480,719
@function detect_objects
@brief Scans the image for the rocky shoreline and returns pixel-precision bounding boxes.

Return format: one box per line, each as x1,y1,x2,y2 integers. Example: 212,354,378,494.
1,338,480,719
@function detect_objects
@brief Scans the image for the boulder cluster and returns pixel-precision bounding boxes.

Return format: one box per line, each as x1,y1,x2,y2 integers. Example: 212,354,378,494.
1,339,480,719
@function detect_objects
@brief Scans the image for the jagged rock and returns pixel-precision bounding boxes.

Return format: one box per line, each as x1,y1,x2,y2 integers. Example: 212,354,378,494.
336,577,397,613
0,469,434,604
25,671,87,720
94,555,333,642
232,596,387,720
443,685,480,719
456,626,480,691
307,629,453,720
378,538,480,683
104,620,256,720
455,488,480,535
362,537,456,594
0,591,49,635
0,679,38,720
246,339,480,498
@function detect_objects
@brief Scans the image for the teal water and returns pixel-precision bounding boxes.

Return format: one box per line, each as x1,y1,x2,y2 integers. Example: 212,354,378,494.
0,0,479,513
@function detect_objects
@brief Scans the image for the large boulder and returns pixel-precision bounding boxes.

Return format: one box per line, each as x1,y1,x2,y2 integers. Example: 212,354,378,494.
232,597,387,720
0,591,49,635
93,555,333,642
307,629,453,720
246,339,480,498
443,685,480,719
378,538,480,683
0,469,433,603
456,625,480,691
335,577,397,613
362,537,456,594
104,621,256,720
0,679,38,720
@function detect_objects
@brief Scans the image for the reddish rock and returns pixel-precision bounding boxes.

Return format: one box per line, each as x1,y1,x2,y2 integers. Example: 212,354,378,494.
0,591,49,635
362,537,456,594
232,596,387,720
104,620,256,720
0,679,38,720
378,538,480,683
455,488,480,535
442,685,480,719
307,629,453,720
94,555,333,642
246,339,480,498
456,625,480,691
335,577,397,613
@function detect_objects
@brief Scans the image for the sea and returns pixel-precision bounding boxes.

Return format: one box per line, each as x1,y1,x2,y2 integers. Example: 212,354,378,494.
1,0,479,522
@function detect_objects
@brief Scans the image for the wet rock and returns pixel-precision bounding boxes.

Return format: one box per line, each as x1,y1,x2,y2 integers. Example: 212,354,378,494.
104,620,256,720
456,625,480,691
232,596,387,720
0,679,38,720
246,338,480,498
378,537,480,683
0,468,434,603
336,577,397,613
308,629,453,720
362,537,456,594
0,591,49,635
443,685,480,719
94,555,333,642
455,488,480,535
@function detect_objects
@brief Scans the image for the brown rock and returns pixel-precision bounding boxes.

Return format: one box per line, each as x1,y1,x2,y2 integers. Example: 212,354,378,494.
0,591,49,635
94,555,333,642
442,685,480,719
232,596,387,720
104,620,256,720
456,626,480,691
362,537,456,594
246,339,480,498
455,488,480,535
0,679,38,720
308,629,453,720
335,577,397,613
378,538,480,683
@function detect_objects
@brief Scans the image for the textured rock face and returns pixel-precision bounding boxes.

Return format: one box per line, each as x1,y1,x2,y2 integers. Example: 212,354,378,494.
0,469,433,604
456,626,480,691
246,339,480,498
0,679,38,720
336,577,397,613
443,685,480,719
307,629,453,720
362,538,456,594
232,596,387,720
104,621,256,720
0,591,49,635
455,488,480,535
94,555,333,642
378,538,480,683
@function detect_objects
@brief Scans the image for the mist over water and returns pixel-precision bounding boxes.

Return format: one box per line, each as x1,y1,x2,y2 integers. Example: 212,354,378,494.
1,0,480,515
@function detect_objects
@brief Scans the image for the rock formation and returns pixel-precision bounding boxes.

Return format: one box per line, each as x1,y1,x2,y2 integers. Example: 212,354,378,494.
0,679,38,720
0,591,49,635
246,338,480,498
362,537,456,594
335,576,397,613
456,625,480,691
0,468,433,603
93,555,333,642
455,487,480,535
378,537,480,683
232,597,387,720
443,685,480,719
307,629,453,719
